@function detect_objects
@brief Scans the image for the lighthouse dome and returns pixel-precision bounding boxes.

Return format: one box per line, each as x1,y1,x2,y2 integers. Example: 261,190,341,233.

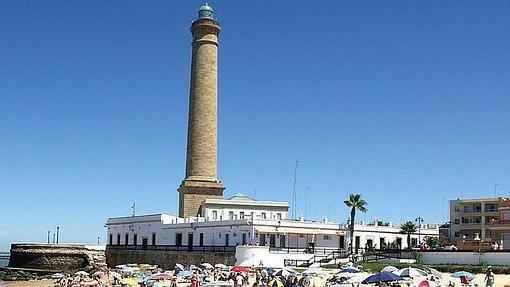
198,3,214,19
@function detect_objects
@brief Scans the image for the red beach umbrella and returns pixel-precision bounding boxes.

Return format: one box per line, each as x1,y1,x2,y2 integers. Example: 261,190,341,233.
231,266,250,273
418,280,431,287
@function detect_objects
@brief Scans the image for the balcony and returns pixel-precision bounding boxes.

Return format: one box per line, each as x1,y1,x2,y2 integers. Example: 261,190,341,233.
461,207,482,213
484,207,498,213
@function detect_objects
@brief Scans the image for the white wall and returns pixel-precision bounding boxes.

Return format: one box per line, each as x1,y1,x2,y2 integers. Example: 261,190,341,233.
235,246,314,268
421,251,510,265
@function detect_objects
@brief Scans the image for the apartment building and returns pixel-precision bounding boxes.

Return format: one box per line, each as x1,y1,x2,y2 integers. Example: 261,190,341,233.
449,197,510,248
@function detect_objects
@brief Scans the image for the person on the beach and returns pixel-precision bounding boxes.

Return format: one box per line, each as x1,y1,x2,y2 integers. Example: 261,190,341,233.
485,266,495,287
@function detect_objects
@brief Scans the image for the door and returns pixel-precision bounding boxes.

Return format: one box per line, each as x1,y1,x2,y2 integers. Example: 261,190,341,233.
225,234,229,246
142,238,148,249
188,234,194,252
270,234,276,247
242,233,247,245
260,234,266,246
280,235,286,248
175,233,182,247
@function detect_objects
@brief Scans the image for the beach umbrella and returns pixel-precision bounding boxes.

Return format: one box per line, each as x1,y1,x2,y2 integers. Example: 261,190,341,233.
268,278,284,287
334,272,356,279
75,271,89,276
201,263,214,269
232,266,250,273
302,267,325,275
147,273,174,280
381,266,399,273
177,270,192,277
425,267,442,279
340,266,360,273
418,280,431,287
175,263,185,270
121,277,142,286
115,264,127,269
451,271,475,279
51,273,65,279
110,272,122,279
91,271,103,278
397,267,428,278
214,263,228,269
361,272,403,284
274,267,297,277
189,264,200,271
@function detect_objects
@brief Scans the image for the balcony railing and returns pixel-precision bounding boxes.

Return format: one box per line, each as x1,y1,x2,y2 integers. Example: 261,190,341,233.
106,244,236,253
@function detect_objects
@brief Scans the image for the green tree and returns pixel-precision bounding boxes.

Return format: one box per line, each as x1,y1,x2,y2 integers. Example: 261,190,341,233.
344,194,368,254
400,221,417,250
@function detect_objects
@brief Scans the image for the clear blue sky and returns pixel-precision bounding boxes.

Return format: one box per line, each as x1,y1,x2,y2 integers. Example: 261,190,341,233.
1,1,509,251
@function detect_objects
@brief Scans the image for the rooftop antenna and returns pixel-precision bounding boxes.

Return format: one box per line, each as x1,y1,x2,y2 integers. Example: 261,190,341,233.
291,160,302,219
131,202,136,217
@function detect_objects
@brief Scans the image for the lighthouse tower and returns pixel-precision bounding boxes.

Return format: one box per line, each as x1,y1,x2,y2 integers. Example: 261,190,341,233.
178,4,225,218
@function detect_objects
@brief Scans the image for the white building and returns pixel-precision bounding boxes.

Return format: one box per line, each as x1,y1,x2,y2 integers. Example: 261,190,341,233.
106,196,439,255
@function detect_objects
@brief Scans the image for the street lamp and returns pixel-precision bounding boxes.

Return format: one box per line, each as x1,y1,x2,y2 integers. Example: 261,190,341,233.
415,217,424,245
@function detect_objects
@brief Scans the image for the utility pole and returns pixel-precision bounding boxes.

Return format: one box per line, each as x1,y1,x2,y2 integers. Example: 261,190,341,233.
56,226,60,244
97,236,100,245
47,230,50,244
52,233,55,244
291,160,302,220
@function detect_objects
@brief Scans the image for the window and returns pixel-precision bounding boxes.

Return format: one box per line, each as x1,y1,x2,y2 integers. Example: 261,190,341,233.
225,234,230,246
109,234,113,245
240,212,245,219
125,234,129,245
276,213,282,220
133,234,138,246
228,211,234,220
152,233,156,246
261,212,267,219
199,233,204,247
242,233,247,245
323,235,331,240
212,211,218,220
117,234,121,246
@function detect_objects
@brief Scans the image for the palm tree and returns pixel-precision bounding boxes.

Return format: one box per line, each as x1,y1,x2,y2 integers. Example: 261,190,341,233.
400,221,417,250
344,194,368,254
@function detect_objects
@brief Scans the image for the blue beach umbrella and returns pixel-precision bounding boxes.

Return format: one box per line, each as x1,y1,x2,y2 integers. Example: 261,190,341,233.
361,272,403,284
340,266,360,273
451,271,475,279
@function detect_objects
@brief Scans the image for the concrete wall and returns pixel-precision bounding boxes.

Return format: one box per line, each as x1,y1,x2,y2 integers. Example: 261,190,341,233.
9,243,105,272
106,249,235,270
420,251,510,265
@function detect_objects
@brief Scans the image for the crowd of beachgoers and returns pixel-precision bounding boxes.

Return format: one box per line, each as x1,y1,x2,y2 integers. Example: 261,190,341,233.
24,261,499,287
